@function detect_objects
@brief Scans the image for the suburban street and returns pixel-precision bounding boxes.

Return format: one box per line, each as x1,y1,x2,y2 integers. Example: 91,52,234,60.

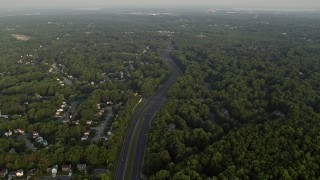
91,106,113,142
58,101,79,123
114,43,183,180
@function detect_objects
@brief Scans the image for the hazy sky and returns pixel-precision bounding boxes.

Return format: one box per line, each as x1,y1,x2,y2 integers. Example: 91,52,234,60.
1,0,320,9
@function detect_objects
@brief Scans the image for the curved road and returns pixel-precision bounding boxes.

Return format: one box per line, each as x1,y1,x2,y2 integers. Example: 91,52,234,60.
114,43,182,180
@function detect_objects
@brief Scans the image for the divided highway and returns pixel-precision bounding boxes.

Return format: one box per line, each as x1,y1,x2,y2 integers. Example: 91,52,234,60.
114,43,182,180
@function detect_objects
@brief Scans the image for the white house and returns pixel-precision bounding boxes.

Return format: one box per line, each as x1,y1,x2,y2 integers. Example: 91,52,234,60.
16,170,23,177
84,131,90,136
52,167,57,177
4,130,12,137
81,136,88,141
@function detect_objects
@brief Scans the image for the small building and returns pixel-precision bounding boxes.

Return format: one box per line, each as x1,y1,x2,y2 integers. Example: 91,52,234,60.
77,164,87,172
27,169,36,176
4,130,12,137
0,114,9,119
52,168,57,177
81,136,88,141
0,169,8,178
32,132,39,139
61,164,72,172
46,167,52,173
36,137,44,143
106,101,113,105
0,110,9,119
84,131,90,136
63,119,70,123
73,120,80,125
16,169,23,177
102,136,108,141
86,120,93,125
9,148,16,153
14,128,25,134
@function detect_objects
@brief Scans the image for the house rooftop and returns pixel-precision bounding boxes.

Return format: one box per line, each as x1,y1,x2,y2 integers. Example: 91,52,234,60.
77,164,87,171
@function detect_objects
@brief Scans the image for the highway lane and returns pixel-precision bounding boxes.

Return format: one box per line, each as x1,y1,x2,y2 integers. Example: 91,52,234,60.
114,43,182,180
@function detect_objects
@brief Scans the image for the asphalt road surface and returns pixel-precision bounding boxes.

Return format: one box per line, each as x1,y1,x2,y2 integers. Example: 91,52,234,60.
91,106,113,142
114,43,182,180
58,101,79,122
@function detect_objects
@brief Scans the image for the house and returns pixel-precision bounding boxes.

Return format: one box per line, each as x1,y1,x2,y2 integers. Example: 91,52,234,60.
63,119,70,123
4,130,12,137
14,128,25,134
0,110,9,119
81,136,88,141
46,167,52,173
86,120,93,125
0,114,9,119
33,132,39,139
77,164,87,172
0,169,8,178
106,101,113,105
84,131,90,136
16,169,23,177
43,140,48,147
36,137,44,143
102,136,108,141
9,148,16,153
27,169,36,176
61,164,71,172
52,167,57,177
73,120,80,125
57,109,64,112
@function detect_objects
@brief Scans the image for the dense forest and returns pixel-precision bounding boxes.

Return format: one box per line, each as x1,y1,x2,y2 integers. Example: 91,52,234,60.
144,11,320,179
